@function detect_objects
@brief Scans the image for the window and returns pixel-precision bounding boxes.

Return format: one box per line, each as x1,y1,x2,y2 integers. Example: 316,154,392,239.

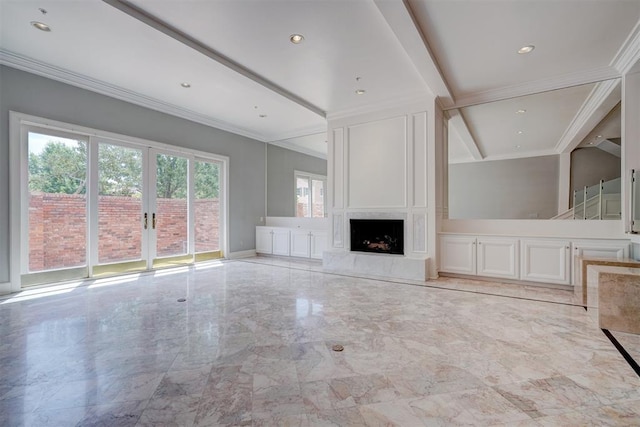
295,171,326,218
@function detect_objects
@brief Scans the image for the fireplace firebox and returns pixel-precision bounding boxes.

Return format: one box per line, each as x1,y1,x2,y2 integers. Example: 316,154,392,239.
350,219,404,255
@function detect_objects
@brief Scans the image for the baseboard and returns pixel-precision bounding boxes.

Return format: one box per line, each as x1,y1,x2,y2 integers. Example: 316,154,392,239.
228,250,257,259
0,282,12,295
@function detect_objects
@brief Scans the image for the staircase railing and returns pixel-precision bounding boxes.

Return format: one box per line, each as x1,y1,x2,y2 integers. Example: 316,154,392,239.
572,177,621,220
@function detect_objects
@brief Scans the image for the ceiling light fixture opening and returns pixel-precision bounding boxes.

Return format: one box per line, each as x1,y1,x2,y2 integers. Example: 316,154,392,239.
259,114,267,118
515,145,521,149
517,130,523,135
517,45,535,54
355,89,366,95
289,34,304,44
38,8,47,15
516,109,526,114
30,21,51,32
180,82,191,88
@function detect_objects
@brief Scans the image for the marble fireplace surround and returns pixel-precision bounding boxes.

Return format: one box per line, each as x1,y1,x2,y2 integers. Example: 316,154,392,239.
323,212,429,281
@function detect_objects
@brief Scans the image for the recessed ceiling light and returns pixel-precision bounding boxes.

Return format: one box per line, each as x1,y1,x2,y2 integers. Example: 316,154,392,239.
588,142,594,145
517,45,535,54
30,21,51,32
515,145,521,149
38,8,47,15
596,134,602,138
516,109,526,114
355,89,366,95
180,82,191,88
259,114,267,118
517,130,524,135
289,34,304,44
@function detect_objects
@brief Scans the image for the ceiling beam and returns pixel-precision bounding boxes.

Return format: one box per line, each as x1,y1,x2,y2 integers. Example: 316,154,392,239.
102,0,326,118
373,0,454,107
555,79,621,154
447,109,483,161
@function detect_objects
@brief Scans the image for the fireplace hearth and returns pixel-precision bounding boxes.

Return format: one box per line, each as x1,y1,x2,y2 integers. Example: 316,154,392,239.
350,219,404,255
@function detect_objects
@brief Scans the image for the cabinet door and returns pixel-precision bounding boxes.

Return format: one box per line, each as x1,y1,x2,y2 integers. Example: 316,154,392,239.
477,238,519,279
272,229,291,256
290,230,311,258
521,239,571,285
439,235,476,275
310,231,327,259
255,227,273,254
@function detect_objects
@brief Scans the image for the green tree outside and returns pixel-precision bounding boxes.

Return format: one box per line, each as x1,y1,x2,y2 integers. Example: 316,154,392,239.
29,140,219,199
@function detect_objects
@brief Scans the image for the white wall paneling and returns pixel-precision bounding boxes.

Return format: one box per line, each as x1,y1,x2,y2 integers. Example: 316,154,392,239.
347,116,407,208
332,213,344,248
439,235,476,275
476,237,519,280
332,128,344,210
412,112,428,208
412,213,427,253
521,239,571,285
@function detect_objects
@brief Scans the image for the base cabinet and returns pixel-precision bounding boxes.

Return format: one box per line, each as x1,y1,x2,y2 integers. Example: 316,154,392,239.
477,238,519,280
255,227,290,256
439,236,477,275
257,227,326,260
521,239,571,285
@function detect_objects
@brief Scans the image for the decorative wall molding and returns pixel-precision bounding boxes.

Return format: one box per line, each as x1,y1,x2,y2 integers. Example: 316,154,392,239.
555,78,621,153
448,148,558,165
267,141,326,160
333,214,344,248
450,66,620,110
327,94,432,122
0,49,326,151
611,19,640,74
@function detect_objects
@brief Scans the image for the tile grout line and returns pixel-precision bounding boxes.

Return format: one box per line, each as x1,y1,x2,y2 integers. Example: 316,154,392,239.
601,329,640,378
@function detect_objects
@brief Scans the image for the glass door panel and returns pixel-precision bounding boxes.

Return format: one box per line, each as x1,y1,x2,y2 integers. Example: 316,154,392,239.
194,160,221,259
94,142,146,276
27,131,88,273
154,152,189,260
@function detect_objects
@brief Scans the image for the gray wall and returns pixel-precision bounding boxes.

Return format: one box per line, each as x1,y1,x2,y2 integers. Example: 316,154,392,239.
266,144,327,217
570,147,621,206
0,65,266,282
449,155,559,219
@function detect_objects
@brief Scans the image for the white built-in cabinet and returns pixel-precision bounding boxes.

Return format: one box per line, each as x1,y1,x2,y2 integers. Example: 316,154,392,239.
256,227,326,259
439,234,630,286
477,237,519,280
439,235,519,279
520,239,571,285
255,227,290,256
439,235,477,275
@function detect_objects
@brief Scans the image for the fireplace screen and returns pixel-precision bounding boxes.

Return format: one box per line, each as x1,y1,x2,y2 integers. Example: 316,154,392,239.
350,219,404,255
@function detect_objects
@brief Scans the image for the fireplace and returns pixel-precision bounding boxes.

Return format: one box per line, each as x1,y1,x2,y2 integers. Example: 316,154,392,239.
350,219,404,255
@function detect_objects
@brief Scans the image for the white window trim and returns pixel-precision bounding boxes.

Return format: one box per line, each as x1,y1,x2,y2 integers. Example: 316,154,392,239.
294,170,327,218
9,111,230,292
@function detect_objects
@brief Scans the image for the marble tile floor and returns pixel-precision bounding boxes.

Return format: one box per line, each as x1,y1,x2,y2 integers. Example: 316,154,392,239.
1,258,639,426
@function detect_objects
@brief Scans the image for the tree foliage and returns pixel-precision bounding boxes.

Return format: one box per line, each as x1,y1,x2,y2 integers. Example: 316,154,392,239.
29,141,219,199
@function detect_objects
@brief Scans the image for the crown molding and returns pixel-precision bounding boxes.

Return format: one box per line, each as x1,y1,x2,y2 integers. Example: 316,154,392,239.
326,93,433,122
611,18,640,74
449,148,558,165
0,49,274,142
554,78,621,154
267,140,327,160
449,67,621,110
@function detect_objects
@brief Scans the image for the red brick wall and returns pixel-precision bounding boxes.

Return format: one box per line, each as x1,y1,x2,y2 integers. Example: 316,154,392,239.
29,193,219,271
296,202,325,218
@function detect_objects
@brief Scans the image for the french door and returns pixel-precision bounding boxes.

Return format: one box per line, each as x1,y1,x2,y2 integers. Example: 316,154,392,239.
21,125,223,286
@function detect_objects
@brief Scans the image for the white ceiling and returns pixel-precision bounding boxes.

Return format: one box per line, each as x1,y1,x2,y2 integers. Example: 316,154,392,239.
1,0,639,160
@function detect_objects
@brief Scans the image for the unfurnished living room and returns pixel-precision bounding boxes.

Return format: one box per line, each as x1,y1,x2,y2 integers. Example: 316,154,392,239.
2,0,640,426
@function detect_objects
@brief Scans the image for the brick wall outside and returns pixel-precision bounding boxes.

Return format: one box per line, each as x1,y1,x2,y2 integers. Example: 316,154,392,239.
29,193,219,271
297,202,325,218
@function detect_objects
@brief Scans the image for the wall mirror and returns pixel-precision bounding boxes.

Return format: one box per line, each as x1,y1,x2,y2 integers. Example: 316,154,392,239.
446,78,622,220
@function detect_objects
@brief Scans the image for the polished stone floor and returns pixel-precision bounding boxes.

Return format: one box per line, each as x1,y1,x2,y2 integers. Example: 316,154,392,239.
1,257,639,426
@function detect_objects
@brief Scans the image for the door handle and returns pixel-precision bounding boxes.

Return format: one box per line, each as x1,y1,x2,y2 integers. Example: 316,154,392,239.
152,213,157,229
144,212,148,229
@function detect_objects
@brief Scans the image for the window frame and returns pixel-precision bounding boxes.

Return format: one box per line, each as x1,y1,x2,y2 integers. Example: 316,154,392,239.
294,170,327,218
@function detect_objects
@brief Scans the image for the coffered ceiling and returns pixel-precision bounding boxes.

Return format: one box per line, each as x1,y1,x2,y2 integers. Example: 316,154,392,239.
1,0,639,160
